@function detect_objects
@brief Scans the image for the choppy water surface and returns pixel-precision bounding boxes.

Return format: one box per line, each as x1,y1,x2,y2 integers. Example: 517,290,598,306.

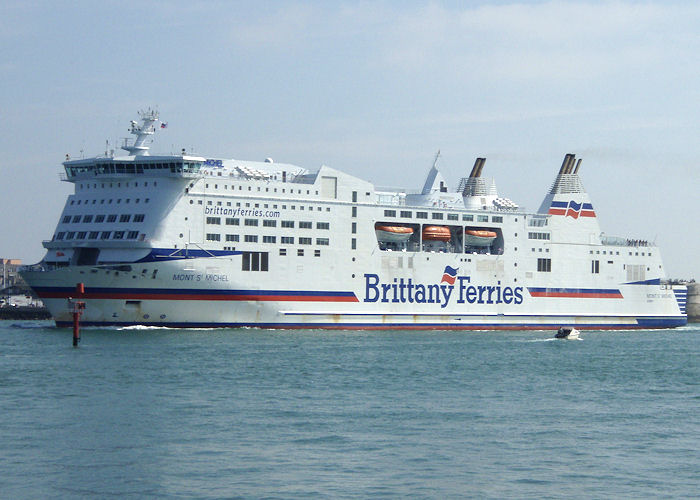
1,321,698,498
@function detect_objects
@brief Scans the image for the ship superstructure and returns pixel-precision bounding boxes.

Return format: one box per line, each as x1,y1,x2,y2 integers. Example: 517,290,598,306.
21,111,687,329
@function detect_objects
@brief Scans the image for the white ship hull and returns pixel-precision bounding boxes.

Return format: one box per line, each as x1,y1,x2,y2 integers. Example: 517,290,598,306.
24,256,686,330
21,112,688,330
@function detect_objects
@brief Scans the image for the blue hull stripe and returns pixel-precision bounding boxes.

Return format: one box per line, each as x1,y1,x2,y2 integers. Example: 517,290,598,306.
54,317,687,330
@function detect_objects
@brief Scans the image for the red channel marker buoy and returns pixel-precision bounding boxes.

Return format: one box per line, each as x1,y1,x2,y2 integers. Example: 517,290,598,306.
71,283,86,347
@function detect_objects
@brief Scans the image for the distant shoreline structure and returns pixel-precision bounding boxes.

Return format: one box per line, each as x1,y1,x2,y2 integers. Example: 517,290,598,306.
0,305,51,320
688,283,700,322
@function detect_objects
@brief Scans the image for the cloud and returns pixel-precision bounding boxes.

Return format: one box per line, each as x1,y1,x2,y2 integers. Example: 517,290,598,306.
375,1,699,82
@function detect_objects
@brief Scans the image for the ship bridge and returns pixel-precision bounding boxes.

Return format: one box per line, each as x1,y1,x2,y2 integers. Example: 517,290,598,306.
62,156,206,182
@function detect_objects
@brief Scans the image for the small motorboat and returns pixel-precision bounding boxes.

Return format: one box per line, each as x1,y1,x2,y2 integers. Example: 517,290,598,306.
375,225,414,243
422,226,451,241
555,327,580,339
464,229,497,246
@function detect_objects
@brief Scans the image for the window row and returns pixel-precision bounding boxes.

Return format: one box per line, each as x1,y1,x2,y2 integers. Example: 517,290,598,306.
55,230,141,241
70,198,150,206
205,183,320,196
194,198,332,213
78,180,157,189
61,214,145,224
279,248,322,257
206,233,329,245
206,218,330,230
528,232,550,240
384,210,500,223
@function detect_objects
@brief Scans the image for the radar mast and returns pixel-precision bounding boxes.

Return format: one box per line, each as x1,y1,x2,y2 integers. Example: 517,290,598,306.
121,108,161,156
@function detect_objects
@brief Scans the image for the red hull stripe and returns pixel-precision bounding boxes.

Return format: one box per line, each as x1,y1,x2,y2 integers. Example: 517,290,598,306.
35,287,359,302
528,287,623,298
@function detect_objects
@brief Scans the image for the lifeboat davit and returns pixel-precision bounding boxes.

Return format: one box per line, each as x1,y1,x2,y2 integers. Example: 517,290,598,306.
422,226,451,241
375,225,414,243
465,229,497,246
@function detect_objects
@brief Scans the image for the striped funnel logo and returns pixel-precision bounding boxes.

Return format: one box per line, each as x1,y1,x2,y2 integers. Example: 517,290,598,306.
548,200,596,218
441,266,459,285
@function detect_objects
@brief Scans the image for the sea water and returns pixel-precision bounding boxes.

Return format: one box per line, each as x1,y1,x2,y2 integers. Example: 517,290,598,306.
1,321,698,499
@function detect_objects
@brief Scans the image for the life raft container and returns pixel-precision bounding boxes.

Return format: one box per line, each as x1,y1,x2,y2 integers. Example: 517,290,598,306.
464,229,497,246
375,225,414,243
422,226,451,241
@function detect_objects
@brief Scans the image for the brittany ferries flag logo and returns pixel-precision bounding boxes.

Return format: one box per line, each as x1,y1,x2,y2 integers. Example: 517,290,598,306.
441,266,459,285
548,200,596,219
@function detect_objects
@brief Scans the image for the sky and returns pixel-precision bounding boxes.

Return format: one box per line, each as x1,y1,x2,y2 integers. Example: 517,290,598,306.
0,0,698,279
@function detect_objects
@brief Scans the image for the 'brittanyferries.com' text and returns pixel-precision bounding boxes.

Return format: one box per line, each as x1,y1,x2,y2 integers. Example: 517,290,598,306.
204,206,280,217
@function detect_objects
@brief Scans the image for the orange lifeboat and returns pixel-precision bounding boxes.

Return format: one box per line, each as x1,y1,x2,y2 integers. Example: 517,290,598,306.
465,229,497,246
422,226,451,241
375,225,414,243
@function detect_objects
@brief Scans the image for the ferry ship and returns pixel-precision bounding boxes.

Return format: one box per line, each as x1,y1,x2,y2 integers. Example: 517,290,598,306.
21,110,688,329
